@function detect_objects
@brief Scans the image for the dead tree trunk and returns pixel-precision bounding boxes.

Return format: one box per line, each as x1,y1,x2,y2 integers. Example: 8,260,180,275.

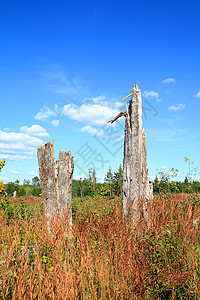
122,85,152,227
57,151,74,224
122,86,143,225
109,85,152,228
37,142,74,224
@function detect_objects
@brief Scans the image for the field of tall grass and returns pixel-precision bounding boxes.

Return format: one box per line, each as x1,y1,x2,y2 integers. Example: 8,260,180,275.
0,193,200,299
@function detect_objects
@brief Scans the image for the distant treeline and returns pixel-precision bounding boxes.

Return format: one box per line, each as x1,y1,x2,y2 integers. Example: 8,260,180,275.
5,177,41,197
4,165,200,197
153,176,200,194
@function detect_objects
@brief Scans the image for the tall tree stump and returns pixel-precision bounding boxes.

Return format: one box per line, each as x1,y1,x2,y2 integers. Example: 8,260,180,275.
37,142,74,224
122,85,153,227
108,85,153,228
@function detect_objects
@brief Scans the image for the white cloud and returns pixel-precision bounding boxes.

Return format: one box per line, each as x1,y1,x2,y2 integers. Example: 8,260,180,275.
0,143,37,154
54,104,60,113
83,96,109,106
143,90,162,102
51,120,60,127
80,125,105,136
34,105,57,121
169,104,186,111
162,77,176,83
0,130,43,160
114,135,124,142
0,131,42,146
35,96,123,135
143,90,158,99
61,103,119,126
160,166,167,169
195,90,200,98
114,101,125,109
20,125,49,137
8,171,19,174
27,171,38,176
91,96,106,103
3,127,10,132
0,154,33,161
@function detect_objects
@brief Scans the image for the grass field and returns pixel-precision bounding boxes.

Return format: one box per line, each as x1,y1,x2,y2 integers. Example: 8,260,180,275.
0,193,200,299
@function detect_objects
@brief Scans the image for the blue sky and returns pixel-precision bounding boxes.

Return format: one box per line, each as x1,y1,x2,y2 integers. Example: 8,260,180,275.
0,0,200,183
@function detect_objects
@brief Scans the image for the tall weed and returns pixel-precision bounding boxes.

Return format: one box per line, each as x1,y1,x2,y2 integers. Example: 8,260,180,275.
0,194,200,299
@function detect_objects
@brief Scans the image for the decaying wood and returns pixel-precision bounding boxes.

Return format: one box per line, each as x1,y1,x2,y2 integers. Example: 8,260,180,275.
37,142,74,223
122,84,139,101
122,92,133,101
57,151,74,224
108,111,126,124
37,142,57,222
123,85,152,227
122,85,143,226
142,129,150,225
110,85,152,228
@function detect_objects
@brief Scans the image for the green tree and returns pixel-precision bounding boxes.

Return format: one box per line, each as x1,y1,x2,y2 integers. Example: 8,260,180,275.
32,176,40,186
156,168,179,194
31,185,41,196
72,179,83,197
104,167,114,198
100,183,110,196
23,179,30,186
88,169,92,182
113,164,123,196
92,169,97,192
184,157,199,193
5,181,20,196
82,178,93,196
193,181,200,193
153,176,160,194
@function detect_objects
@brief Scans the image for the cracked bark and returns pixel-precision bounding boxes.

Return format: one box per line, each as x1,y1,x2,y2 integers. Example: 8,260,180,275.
122,86,152,227
37,142,74,224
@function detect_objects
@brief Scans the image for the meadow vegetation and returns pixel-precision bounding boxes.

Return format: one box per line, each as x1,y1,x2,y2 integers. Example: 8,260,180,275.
0,192,200,299
1,158,200,299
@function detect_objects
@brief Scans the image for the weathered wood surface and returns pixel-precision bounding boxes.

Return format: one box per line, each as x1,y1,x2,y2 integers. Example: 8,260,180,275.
37,142,58,222
122,85,152,227
142,129,150,224
37,142,74,223
57,151,74,224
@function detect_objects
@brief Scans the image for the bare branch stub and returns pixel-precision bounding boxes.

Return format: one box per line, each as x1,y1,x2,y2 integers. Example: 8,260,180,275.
107,111,127,124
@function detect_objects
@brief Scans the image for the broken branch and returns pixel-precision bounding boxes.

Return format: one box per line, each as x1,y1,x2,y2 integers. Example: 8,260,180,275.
107,111,126,124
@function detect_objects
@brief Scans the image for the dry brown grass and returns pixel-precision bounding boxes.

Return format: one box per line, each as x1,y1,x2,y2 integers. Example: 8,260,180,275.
0,194,200,299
